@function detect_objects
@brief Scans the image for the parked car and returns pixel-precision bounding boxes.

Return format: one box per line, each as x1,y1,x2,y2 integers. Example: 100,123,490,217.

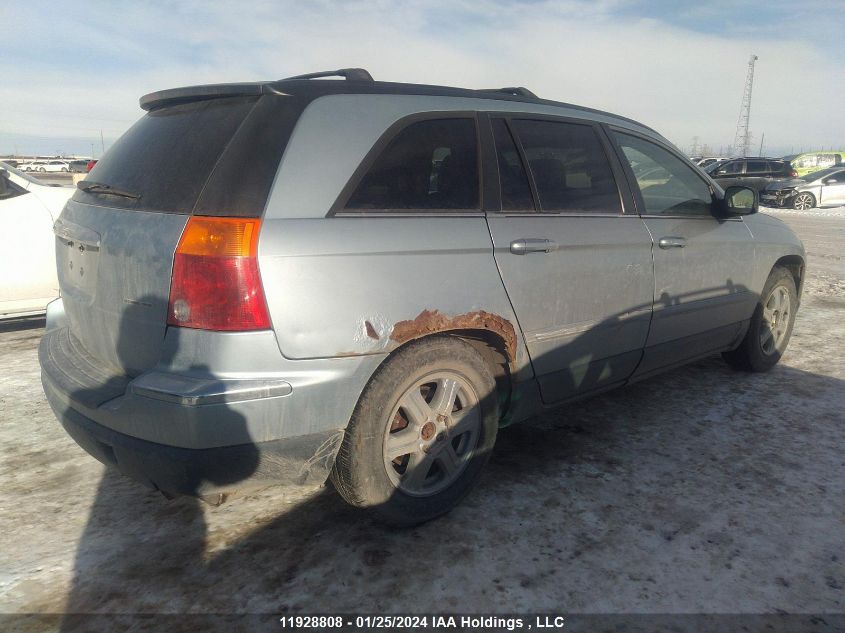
786,151,845,177
23,160,70,173
40,69,804,525
38,160,71,173
696,157,729,168
708,157,797,193
0,162,74,318
761,166,845,209
68,160,91,173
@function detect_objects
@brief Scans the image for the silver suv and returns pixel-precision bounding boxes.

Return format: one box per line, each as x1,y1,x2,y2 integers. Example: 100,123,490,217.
40,69,804,525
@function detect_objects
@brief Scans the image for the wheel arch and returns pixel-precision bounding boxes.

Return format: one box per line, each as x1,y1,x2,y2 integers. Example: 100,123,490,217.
772,255,805,298
364,328,515,423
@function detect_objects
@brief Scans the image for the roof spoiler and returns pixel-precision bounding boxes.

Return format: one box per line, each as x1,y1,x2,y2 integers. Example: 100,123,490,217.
139,69,375,110
139,83,270,111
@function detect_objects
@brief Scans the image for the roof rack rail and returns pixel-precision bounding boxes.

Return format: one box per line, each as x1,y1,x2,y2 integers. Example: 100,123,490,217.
478,86,538,98
281,68,374,82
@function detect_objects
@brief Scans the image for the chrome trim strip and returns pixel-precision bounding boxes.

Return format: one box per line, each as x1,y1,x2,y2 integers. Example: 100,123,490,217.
131,373,293,406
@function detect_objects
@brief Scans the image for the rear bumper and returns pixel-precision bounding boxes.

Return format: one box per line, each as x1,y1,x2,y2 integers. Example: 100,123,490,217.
38,320,384,497
51,396,342,498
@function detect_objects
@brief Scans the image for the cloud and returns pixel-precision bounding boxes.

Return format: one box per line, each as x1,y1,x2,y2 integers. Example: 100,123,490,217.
1,0,842,156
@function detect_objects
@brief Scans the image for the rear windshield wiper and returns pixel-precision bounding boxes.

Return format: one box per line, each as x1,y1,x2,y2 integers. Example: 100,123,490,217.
77,181,141,200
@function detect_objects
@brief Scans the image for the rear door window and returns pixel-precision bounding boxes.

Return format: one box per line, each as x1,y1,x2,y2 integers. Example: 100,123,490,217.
509,119,621,213
491,118,534,211
746,160,767,173
345,118,479,211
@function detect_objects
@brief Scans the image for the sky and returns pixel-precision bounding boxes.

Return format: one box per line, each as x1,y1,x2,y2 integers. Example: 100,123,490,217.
2,0,843,158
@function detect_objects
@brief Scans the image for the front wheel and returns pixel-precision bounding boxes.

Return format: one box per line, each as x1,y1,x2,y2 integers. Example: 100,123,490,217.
723,267,797,371
331,336,499,526
793,192,816,210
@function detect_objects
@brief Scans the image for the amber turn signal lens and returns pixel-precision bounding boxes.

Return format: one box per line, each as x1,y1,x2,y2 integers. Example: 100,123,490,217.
176,217,260,258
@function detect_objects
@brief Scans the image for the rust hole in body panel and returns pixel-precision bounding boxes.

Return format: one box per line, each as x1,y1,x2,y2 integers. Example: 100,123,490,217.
365,320,379,340
389,309,517,362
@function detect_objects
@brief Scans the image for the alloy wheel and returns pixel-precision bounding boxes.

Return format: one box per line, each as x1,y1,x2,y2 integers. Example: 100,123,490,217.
760,285,791,355
383,372,482,497
793,193,814,210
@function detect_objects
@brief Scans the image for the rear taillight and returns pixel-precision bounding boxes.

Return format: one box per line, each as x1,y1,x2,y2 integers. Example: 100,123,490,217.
167,216,270,331
789,170,797,177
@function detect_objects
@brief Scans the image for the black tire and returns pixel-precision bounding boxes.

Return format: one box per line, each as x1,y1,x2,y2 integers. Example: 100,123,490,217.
793,192,816,210
723,266,797,372
331,336,499,526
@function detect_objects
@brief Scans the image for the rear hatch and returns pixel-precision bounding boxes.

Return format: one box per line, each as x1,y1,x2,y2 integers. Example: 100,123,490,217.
55,88,304,377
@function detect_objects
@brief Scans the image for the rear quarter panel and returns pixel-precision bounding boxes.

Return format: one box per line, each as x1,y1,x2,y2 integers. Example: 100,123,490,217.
258,216,529,376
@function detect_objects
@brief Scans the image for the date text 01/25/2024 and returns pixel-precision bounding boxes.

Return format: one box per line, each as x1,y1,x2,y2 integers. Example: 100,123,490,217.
278,615,567,630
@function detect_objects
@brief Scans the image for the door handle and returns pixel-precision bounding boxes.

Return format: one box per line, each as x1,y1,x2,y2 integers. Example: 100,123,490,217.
510,238,558,255
658,236,686,249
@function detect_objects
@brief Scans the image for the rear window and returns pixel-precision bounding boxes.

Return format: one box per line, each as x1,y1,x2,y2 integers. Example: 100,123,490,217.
73,95,304,216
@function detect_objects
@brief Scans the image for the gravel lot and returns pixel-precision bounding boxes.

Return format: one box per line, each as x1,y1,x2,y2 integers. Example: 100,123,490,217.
0,210,843,627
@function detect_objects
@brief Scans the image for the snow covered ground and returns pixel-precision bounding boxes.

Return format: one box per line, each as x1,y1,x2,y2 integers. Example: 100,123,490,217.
0,212,842,628
762,204,845,218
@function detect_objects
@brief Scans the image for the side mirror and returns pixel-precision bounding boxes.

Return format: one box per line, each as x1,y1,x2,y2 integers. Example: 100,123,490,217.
719,185,758,216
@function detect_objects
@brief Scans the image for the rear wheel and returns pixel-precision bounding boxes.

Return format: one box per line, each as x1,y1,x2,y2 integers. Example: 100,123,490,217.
331,336,499,526
793,192,815,210
723,267,797,371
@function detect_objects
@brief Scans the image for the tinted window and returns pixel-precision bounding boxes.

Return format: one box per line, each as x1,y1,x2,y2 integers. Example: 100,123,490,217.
491,118,534,210
747,160,767,173
718,160,743,175
615,133,713,216
510,119,620,213
72,96,283,215
346,118,479,211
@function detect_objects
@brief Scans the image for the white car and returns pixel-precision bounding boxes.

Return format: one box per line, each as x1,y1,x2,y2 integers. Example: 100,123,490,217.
35,160,71,173
0,162,74,318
